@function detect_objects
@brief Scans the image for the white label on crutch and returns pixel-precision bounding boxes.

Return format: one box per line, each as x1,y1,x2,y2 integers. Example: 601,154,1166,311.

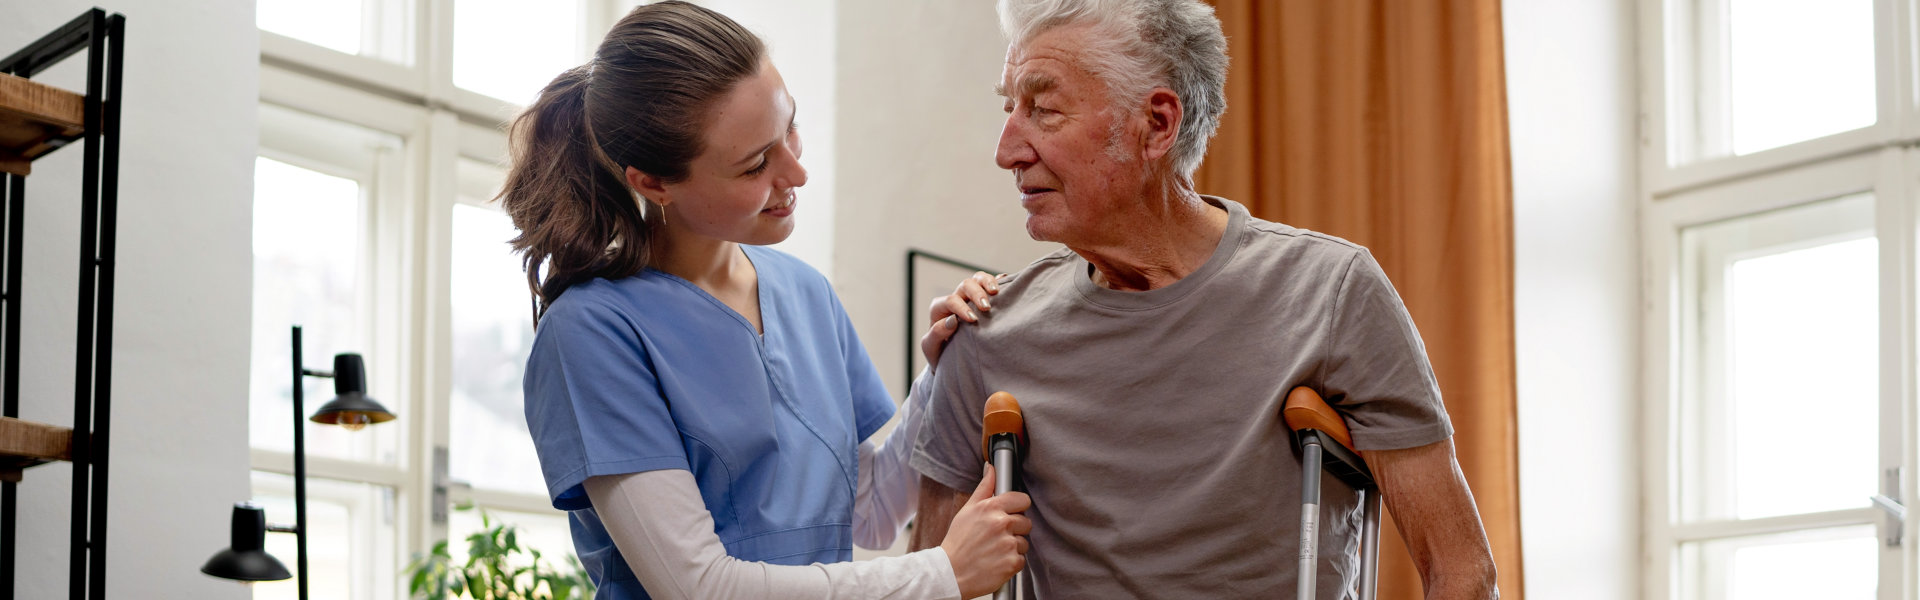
1299,504,1319,561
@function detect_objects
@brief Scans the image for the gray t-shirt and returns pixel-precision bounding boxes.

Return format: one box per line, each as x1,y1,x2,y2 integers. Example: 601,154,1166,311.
910,197,1453,599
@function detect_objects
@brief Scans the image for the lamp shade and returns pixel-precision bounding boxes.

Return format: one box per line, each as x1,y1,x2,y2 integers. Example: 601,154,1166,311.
201,504,292,581
309,353,395,430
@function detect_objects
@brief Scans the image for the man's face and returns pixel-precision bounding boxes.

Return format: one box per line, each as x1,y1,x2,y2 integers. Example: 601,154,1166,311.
995,26,1142,246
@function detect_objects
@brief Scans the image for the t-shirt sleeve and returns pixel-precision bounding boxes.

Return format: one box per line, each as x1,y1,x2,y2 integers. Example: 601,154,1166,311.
909,328,988,493
523,295,690,511
830,287,896,442
1320,250,1454,451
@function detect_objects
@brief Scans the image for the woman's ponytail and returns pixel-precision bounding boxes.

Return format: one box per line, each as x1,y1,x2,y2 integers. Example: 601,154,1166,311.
499,65,649,319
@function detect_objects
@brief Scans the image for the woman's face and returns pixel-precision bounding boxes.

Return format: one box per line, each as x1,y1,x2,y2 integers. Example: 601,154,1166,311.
645,59,805,247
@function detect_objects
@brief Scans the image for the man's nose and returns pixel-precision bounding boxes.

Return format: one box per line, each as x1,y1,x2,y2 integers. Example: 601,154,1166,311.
995,116,1035,171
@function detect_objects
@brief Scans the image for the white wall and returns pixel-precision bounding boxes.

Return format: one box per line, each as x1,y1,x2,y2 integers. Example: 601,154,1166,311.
1504,0,1642,597
833,0,1056,403
0,0,256,597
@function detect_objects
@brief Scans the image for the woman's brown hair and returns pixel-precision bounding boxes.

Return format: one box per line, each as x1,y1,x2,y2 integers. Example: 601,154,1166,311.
499,1,766,320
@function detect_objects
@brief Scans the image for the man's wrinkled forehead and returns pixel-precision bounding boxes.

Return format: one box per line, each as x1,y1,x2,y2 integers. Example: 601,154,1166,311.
995,33,1086,99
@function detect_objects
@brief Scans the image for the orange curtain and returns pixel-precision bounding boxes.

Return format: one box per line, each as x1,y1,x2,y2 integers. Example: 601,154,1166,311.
1196,1,1522,598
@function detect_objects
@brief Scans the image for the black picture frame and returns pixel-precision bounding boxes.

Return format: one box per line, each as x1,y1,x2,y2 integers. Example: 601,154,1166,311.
903,249,999,388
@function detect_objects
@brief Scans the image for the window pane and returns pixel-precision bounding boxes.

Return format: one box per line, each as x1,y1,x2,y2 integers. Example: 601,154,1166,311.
1669,0,1878,163
453,0,587,105
1680,194,1878,521
257,0,412,64
1727,238,1878,518
250,471,398,600
258,0,361,54
1727,0,1877,155
450,202,545,494
252,156,399,464
448,506,577,567
1679,525,1876,600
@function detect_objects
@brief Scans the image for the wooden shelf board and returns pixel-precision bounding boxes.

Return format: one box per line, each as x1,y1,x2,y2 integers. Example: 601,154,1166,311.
0,416,72,462
0,72,86,176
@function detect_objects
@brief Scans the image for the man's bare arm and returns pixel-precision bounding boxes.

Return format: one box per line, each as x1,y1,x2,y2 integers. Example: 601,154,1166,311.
1362,437,1498,600
909,475,971,551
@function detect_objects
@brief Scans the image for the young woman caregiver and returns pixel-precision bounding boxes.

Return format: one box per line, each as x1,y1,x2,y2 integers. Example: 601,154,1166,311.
505,2,1028,599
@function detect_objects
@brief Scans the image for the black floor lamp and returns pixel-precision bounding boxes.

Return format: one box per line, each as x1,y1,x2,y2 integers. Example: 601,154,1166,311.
200,325,397,599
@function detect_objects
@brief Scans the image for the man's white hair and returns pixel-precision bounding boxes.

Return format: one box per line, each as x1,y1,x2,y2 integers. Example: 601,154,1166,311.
998,0,1228,178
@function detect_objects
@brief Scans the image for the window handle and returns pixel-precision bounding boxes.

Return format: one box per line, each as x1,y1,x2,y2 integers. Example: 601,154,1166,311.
1870,494,1904,522
432,446,473,525
1873,467,1905,547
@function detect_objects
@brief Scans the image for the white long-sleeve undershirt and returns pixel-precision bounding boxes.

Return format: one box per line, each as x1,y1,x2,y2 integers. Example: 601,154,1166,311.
854,367,935,550
582,368,958,600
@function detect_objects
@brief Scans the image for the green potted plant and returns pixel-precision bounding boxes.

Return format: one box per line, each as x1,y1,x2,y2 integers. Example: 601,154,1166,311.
406,505,595,600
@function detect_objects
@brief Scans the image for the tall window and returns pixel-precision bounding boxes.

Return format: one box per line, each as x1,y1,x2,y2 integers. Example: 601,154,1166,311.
252,102,409,599
1644,0,1913,598
249,1,633,597
444,157,562,550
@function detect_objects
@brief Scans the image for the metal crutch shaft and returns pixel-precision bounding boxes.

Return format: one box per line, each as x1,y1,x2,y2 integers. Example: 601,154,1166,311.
1297,439,1323,600
981,392,1027,600
991,437,1020,600
994,445,1016,496
1359,488,1382,600
1284,387,1379,600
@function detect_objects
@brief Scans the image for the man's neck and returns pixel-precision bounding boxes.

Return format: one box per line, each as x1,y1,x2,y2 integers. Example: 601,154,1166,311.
1074,188,1229,292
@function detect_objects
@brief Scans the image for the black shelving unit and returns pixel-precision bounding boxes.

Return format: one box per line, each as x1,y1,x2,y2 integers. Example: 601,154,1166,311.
0,8,126,600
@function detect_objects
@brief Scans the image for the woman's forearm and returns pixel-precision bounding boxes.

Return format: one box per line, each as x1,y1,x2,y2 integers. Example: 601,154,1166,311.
585,470,960,600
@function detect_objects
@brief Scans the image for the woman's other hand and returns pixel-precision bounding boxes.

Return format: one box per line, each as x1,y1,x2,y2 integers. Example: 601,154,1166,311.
920,271,1002,371
938,464,1031,598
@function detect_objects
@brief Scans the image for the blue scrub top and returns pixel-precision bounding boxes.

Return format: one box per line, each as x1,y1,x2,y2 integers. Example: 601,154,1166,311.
523,246,897,598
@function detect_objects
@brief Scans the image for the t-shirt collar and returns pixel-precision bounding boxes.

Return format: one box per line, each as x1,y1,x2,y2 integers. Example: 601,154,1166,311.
1072,195,1248,311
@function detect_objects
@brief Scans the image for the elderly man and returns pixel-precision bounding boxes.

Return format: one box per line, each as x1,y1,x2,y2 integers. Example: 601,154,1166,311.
907,0,1499,598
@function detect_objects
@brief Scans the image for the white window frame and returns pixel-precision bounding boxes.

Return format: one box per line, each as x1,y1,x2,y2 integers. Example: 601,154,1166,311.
1646,0,1908,190
253,1,629,597
1680,191,1876,524
1638,0,1920,598
250,471,402,599
433,119,564,519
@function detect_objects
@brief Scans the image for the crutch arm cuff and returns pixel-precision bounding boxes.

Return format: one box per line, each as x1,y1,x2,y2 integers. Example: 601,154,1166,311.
1284,387,1356,451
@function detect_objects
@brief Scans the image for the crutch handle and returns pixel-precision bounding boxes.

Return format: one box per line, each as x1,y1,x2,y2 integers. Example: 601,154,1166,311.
981,391,1027,600
981,391,1026,460
1284,387,1374,491
1283,387,1354,452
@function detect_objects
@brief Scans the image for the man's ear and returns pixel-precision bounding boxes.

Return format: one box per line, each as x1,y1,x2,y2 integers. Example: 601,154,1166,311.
1141,87,1183,163
625,165,671,208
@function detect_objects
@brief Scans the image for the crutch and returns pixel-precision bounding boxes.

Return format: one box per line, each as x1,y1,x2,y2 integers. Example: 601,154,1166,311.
1283,387,1381,600
982,392,1027,600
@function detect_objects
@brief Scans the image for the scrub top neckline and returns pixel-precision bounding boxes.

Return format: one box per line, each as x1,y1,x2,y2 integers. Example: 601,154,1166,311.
642,246,772,339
